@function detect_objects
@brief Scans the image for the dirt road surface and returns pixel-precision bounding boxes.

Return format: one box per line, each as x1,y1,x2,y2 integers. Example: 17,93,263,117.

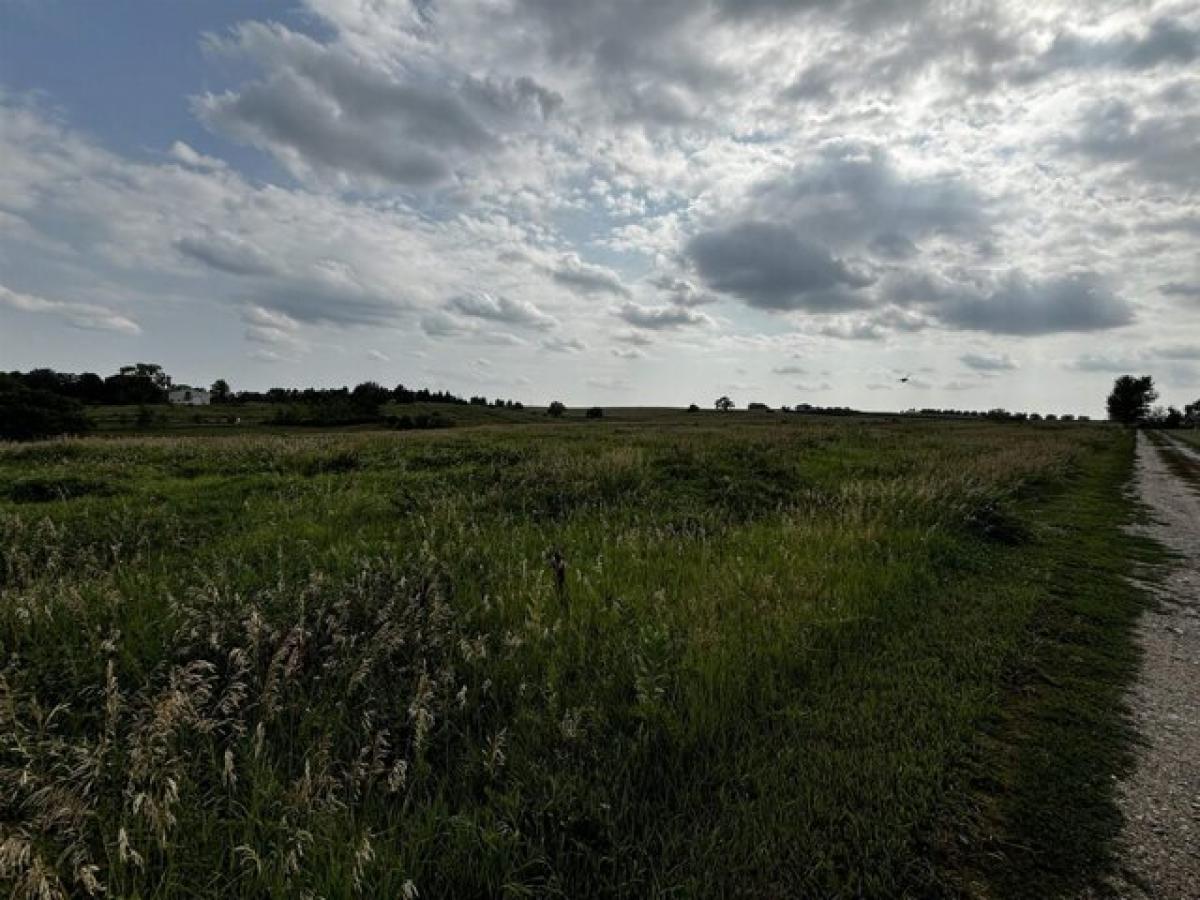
1107,433,1200,897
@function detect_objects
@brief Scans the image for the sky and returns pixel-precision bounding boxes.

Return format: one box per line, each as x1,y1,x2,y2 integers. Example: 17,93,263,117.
1,0,1198,415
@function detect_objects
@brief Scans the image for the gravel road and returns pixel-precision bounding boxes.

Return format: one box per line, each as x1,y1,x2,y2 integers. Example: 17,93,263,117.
1106,433,1200,898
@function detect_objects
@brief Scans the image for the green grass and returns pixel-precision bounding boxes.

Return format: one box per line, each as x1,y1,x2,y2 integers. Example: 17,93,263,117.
0,416,1156,897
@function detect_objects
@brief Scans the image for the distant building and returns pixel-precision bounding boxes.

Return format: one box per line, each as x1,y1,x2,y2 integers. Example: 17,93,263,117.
168,386,210,406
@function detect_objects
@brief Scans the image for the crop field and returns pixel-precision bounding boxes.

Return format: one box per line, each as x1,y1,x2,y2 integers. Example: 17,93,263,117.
0,415,1157,898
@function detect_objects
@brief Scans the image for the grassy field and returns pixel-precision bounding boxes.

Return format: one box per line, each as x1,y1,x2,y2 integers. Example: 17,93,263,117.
0,415,1159,897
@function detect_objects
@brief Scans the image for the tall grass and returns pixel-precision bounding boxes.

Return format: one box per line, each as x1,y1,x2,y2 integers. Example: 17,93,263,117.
0,418,1144,897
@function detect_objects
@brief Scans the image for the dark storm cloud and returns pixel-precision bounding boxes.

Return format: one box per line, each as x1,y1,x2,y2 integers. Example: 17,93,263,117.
685,221,873,311
931,272,1134,336
1064,100,1200,188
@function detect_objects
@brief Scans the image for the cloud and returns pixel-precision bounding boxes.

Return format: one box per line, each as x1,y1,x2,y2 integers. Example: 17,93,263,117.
446,291,557,330
421,311,470,338
742,141,987,248
366,349,390,362
168,141,226,171
551,253,631,297
541,335,587,353
194,22,560,189
1153,344,1200,361
1026,17,1200,79
242,305,307,356
587,376,631,391
685,221,872,311
175,231,277,276
1161,282,1200,299
616,301,713,330
815,318,885,341
1067,353,1146,373
960,352,1017,371
771,364,807,375
0,283,141,334
922,272,1134,336
648,273,718,306
1064,100,1200,188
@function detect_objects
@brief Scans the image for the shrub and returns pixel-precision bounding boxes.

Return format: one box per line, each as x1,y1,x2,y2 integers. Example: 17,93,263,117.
547,401,566,418
586,407,604,419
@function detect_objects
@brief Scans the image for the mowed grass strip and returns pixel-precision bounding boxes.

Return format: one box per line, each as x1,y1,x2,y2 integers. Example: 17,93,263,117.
0,419,1154,898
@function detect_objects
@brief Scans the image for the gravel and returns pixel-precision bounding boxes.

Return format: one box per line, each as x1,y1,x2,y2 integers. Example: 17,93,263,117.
1103,433,1200,898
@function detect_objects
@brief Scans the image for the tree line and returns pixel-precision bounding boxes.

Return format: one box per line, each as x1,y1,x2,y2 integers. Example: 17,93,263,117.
0,364,529,440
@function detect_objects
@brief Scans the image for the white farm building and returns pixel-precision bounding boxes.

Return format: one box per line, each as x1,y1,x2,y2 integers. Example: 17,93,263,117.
168,386,211,406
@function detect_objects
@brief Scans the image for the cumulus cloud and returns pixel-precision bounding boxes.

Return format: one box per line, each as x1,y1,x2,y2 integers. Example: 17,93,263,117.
616,302,713,330
648,274,718,306
551,254,631,297
1064,100,1200,188
743,141,987,249
195,21,559,189
1023,17,1200,80
929,272,1134,336
686,222,872,312
0,283,141,334
446,291,557,330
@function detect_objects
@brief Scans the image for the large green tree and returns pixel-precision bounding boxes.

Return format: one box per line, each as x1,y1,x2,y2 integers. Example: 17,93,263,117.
1106,375,1157,424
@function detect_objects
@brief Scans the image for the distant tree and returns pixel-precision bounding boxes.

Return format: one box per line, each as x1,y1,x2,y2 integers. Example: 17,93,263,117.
1106,375,1157,424
0,387,92,441
119,363,171,389
210,379,232,403
747,402,769,411
547,401,566,418
351,381,390,411
688,403,700,412
1186,399,1200,426
104,365,168,404
1164,406,1184,429
714,395,734,411
586,406,604,419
